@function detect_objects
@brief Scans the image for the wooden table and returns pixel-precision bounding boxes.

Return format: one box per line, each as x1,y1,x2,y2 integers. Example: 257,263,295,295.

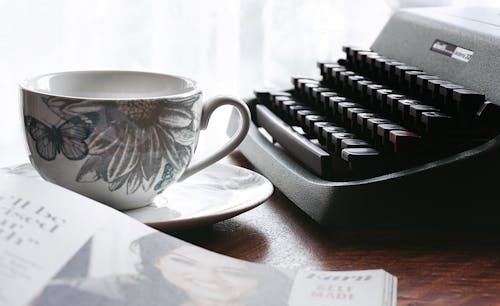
174,152,500,306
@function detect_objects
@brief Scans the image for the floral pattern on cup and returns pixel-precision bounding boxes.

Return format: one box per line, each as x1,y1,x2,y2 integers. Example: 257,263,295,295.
24,94,201,195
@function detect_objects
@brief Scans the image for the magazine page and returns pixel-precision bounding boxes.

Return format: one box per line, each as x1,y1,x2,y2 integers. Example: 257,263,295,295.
0,172,396,306
288,269,397,306
0,173,116,306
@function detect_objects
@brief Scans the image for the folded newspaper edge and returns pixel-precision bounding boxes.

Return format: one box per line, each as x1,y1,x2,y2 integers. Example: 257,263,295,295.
0,170,397,306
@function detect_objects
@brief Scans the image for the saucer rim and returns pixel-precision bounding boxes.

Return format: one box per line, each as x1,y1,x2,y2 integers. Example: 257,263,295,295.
123,163,274,230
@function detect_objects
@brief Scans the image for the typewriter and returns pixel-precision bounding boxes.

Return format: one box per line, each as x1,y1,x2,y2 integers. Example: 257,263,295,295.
227,7,500,227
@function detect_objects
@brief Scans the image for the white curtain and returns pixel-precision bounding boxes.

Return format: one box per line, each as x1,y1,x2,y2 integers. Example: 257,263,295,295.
0,0,497,165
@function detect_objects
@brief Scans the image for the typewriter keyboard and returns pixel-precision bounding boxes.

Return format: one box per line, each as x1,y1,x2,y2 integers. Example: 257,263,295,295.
253,46,500,180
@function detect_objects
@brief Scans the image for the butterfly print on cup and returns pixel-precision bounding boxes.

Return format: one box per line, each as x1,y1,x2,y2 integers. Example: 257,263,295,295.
24,113,99,161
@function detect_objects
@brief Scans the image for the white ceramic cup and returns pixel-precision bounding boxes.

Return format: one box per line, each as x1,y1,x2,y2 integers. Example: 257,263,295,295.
20,71,250,210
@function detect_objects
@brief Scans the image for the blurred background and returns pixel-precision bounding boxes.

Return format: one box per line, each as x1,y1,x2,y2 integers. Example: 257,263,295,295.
1,0,499,167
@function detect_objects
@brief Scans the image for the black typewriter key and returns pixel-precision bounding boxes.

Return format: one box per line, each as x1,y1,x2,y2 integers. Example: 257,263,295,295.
330,67,347,86
316,61,328,70
366,84,385,106
347,108,369,129
317,62,340,75
347,75,365,94
297,79,319,97
270,92,293,109
304,83,320,101
321,126,348,146
296,109,320,127
439,83,464,111
341,148,381,173
304,115,329,134
397,99,420,123
342,45,356,57
254,88,274,105
273,96,294,111
322,64,342,84
311,87,331,102
357,80,374,101
362,53,381,73
416,75,439,96
311,88,332,108
367,118,392,140
342,45,365,55
342,45,353,56
291,76,316,89
421,111,454,134
316,61,340,69
314,122,341,141
281,100,302,112
322,63,342,71
329,132,356,153
338,71,356,89
366,54,382,74
294,78,315,93
375,89,394,112
281,100,302,122
341,138,371,150
297,78,319,87
365,52,381,62
452,89,486,116
346,47,368,67
356,51,378,71
394,66,422,86
330,66,346,77
386,94,406,116
384,61,405,81
356,51,378,64
328,96,350,116
270,91,292,98
288,105,312,124
374,57,391,77
376,123,406,146
404,70,426,92
319,92,338,111
409,104,439,128
337,102,362,122
426,79,450,102
357,113,378,134
389,130,421,153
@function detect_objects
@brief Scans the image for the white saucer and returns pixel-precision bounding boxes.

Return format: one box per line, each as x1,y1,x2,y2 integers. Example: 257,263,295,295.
1,163,274,230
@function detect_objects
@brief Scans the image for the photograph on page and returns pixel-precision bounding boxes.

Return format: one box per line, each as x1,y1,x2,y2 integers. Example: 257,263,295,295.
30,229,294,306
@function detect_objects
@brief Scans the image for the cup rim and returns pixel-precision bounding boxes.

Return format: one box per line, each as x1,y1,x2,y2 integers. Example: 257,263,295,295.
19,70,202,101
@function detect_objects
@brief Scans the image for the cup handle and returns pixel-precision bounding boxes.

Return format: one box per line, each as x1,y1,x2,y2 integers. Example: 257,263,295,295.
177,95,250,182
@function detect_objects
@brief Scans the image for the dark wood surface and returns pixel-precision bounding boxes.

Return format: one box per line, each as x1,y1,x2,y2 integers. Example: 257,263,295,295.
173,152,500,306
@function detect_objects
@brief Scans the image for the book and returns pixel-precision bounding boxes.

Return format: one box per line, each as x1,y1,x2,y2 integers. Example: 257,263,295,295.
0,170,397,306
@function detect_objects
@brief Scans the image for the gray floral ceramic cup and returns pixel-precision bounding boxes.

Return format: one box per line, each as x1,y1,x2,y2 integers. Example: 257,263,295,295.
21,71,250,210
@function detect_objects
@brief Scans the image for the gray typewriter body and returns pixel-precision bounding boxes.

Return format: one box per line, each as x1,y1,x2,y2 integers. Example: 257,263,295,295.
227,7,500,227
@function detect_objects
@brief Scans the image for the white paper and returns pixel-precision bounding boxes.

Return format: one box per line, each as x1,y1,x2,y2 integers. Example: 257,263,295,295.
0,174,115,306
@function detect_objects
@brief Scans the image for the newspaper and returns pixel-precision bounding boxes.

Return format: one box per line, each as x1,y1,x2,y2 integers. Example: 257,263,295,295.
0,172,397,306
